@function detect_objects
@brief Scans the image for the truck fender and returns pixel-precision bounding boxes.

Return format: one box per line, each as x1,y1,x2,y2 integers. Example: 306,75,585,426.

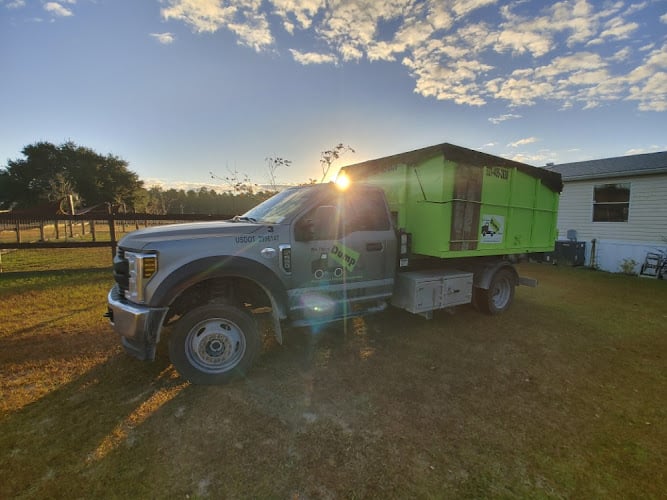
473,260,519,290
150,256,289,343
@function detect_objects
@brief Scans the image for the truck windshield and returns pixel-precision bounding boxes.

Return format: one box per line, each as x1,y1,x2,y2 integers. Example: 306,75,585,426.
242,186,323,224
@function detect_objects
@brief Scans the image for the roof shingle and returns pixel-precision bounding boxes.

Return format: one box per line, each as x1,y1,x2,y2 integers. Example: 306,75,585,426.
546,151,667,181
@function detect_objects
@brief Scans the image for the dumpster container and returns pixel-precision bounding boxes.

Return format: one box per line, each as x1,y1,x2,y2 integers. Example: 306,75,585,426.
339,142,562,259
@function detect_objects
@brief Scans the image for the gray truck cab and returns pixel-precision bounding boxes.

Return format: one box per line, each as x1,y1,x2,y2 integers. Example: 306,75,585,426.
107,182,397,384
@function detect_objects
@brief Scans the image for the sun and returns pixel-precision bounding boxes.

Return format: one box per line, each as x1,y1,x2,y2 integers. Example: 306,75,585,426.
334,172,350,190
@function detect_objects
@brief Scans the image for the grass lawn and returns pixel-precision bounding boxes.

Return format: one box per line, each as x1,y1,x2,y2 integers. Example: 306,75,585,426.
1,249,665,498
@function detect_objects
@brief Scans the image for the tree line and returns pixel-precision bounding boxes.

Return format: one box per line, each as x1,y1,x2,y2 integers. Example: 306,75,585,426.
0,141,354,215
136,185,275,215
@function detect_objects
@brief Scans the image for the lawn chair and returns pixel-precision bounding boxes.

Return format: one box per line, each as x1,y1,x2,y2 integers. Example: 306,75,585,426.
639,251,666,279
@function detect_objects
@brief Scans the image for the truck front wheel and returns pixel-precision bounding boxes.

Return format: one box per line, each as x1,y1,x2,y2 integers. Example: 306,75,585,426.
169,304,261,385
473,268,516,315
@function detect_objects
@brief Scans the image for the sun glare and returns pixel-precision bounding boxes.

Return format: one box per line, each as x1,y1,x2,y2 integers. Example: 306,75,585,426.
86,369,188,464
335,173,350,190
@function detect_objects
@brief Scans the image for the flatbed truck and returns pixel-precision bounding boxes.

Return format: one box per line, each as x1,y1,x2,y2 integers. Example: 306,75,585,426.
106,142,562,384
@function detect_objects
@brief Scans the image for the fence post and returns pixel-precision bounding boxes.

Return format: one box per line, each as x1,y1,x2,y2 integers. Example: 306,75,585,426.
108,205,117,258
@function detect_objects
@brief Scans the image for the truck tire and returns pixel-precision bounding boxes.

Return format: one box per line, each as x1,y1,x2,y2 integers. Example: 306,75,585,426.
473,268,515,315
169,304,261,385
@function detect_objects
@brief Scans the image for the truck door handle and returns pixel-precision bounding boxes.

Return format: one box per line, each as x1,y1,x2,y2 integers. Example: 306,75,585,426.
366,242,383,252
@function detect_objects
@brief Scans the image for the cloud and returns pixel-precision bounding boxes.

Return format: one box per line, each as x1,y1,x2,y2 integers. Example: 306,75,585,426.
403,54,491,106
160,0,232,33
598,16,638,40
489,113,522,125
159,0,667,112
5,0,26,8
625,145,665,155
289,49,337,65
623,42,667,111
44,2,73,17
451,0,496,18
151,32,176,44
508,151,553,165
508,137,539,148
272,0,322,33
161,0,273,51
610,47,631,62
487,76,555,107
628,71,667,112
493,28,553,58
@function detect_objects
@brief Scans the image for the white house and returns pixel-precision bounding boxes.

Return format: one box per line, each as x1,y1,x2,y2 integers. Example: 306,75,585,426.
547,151,667,274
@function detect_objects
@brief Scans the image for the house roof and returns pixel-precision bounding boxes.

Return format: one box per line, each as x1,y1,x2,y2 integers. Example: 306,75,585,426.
546,151,667,181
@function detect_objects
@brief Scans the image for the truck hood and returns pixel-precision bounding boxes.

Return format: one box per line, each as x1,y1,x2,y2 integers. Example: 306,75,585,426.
118,221,264,250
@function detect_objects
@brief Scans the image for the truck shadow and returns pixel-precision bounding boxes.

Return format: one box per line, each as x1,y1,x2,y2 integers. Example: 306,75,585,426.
0,349,182,497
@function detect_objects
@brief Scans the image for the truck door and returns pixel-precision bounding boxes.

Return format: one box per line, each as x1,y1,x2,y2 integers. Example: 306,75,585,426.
288,186,396,325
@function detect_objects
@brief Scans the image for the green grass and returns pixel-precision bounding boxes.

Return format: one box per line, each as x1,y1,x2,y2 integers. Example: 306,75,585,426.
1,250,665,498
1,247,112,273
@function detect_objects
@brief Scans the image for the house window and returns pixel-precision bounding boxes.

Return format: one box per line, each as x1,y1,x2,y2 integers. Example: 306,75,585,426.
593,183,630,222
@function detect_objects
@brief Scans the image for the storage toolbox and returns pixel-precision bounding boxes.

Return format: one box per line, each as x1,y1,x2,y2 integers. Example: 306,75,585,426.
391,269,474,317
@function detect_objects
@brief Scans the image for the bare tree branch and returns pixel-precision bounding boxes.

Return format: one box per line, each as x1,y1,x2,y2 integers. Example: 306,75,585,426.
320,143,355,182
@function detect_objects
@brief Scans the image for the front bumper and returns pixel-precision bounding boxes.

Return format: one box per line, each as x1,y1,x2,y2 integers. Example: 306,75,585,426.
107,285,169,361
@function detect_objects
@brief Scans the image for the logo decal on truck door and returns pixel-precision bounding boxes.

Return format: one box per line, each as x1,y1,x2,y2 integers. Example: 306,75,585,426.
312,253,343,280
329,242,360,272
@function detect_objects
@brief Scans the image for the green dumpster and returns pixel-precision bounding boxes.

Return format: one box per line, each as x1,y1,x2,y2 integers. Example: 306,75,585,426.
339,142,562,259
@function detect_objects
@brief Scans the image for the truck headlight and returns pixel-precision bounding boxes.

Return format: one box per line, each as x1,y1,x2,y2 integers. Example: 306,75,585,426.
124,251,158,303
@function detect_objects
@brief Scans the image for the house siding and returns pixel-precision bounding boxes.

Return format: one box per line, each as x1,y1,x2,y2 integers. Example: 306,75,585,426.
556,173,667,272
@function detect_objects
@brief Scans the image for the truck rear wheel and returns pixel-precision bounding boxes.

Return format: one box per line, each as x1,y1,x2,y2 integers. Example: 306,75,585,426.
169,304,261,385
473,268,515,315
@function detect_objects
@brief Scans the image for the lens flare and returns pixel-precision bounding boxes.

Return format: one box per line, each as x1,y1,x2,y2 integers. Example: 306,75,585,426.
335,173,350,190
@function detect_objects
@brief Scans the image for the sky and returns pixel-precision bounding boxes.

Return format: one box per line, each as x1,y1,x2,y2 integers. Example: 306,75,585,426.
1,0,666,192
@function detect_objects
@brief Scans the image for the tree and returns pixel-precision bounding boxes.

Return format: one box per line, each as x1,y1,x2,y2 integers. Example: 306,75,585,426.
0,141,143,211
265,156,292,191
320,143,355,182
0,174,13,210
47,173,78,213
0,141,60,209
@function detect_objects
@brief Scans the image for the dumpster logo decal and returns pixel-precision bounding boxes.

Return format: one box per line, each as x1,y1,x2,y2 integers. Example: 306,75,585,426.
329,242,360,272
310,242,360,280
480,215,504,243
